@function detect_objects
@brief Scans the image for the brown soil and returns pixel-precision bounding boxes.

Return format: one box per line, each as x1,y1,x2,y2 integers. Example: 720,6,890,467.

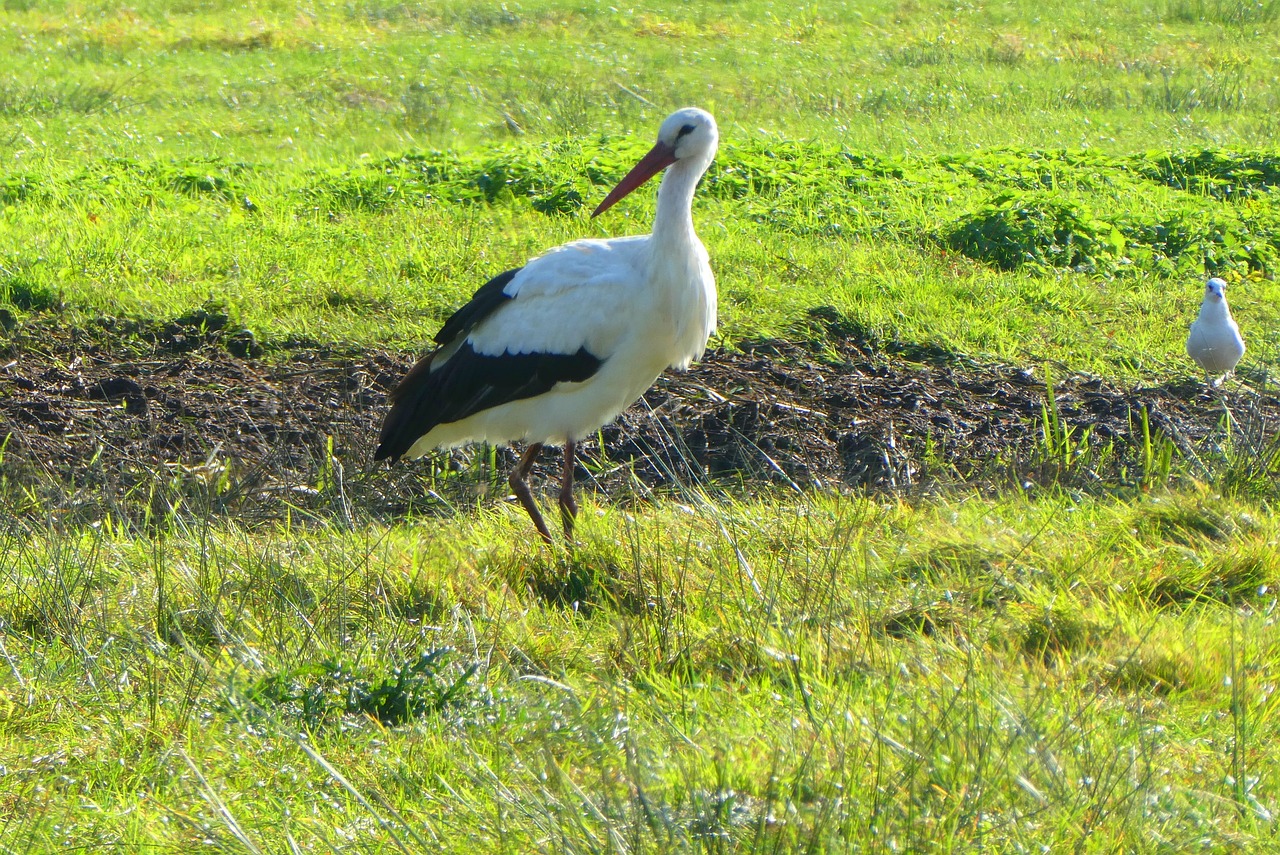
1,319,1274,523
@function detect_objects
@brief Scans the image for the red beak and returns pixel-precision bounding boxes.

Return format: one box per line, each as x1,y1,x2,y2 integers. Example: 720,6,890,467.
591,141,678,218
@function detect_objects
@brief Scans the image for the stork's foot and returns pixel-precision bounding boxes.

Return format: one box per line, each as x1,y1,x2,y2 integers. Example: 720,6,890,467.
508,441,583,548
558,440,579,544
559,491,578,541
510,443,554,546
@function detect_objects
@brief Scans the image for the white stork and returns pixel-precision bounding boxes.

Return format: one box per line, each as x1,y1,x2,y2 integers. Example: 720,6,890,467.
1186,276,1245,387
375,107,719,544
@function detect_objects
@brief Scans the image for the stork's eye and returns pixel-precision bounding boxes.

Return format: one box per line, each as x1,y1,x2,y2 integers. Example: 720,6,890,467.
676,124,696,139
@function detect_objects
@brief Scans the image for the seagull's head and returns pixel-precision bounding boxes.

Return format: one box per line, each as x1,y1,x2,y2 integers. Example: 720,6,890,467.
1205,277,1228,303
592,107,719,218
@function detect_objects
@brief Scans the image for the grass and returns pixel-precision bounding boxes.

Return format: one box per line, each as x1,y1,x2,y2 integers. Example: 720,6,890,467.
2,491,1278,850
4,141,1280,377
3,0,1280,161
1,0,1280,375
3,0,1280,850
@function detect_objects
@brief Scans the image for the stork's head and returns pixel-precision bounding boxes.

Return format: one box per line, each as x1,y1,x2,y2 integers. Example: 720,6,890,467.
1205,277,1228,303
657,107,719,164
592,107,719,218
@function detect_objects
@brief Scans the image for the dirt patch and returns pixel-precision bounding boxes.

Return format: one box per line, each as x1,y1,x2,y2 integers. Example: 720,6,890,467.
1,320,1274,523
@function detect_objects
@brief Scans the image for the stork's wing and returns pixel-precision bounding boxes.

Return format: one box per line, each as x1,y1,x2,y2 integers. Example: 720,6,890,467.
430,267,520,347
374,253,632,461
374,343,601,460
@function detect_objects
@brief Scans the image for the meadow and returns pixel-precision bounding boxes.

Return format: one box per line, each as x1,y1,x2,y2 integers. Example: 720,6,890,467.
2,0,1280,850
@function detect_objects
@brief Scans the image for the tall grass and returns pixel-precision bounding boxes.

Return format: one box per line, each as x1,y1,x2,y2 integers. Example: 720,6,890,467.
2,486,1278,850
3,0,1280,850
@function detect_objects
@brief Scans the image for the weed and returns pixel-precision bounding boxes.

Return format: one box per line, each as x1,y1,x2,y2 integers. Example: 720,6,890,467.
0,277,61,313
1133,149,1280,199
1029,364,1115,486
241,648,477,729
1019,606,1099,664
945,192,1122,272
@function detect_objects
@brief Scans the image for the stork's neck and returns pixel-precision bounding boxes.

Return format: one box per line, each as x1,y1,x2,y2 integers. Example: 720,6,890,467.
651,155,710,249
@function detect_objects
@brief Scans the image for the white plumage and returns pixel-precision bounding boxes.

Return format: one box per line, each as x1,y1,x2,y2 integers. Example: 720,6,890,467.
1185,277,1245,386
376,107,719,544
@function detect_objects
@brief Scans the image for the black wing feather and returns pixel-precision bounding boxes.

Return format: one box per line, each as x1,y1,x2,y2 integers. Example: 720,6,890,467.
432,267,520,346
375,344,601,461
375,265,603,461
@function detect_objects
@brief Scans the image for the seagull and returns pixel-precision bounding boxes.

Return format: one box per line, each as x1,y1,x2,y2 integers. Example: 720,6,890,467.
1185,277,1245,388
375,108,719,545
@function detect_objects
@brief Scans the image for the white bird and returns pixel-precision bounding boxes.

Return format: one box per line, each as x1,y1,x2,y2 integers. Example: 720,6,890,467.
376,107,719,544
1185,277,1245,387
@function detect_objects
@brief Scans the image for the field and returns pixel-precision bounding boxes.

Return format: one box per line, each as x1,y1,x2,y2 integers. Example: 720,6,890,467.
3,0,1280,850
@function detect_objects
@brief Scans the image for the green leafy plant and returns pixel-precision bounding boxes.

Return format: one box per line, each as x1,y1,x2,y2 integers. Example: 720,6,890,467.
945,192,1122,272
243,649,478,729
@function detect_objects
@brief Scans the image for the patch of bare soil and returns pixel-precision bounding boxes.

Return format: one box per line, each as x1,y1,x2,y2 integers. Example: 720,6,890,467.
1,319,1274,523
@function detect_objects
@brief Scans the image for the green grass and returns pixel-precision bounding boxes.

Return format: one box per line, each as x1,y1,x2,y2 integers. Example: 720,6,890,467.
2,0,1280,376
4,0,1280,851
2,491,1278,850
4,141,1280,377
3,0,1280,161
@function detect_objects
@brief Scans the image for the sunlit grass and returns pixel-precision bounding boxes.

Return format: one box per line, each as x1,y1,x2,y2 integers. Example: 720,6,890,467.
4,143,1280,378
4,1,1280,850
3,0,1279,161
2,490,1278,849
3,0,1280,377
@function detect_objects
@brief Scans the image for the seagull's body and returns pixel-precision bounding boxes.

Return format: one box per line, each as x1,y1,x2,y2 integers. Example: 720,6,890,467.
375,108,719,543
1186,277,1245,387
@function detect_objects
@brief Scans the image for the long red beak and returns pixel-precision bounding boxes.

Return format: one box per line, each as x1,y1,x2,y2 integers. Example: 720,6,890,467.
591,141,678,218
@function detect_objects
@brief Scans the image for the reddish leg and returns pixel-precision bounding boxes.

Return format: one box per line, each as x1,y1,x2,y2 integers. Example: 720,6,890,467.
509,443,553,545
558,439,579,541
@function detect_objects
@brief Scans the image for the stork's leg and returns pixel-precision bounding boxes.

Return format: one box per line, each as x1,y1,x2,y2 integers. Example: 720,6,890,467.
509,443,553,545
558,439,579,541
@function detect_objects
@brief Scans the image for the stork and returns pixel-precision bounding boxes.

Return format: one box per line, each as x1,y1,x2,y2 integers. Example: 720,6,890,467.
1186,276,1245,388
375,107,719,545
